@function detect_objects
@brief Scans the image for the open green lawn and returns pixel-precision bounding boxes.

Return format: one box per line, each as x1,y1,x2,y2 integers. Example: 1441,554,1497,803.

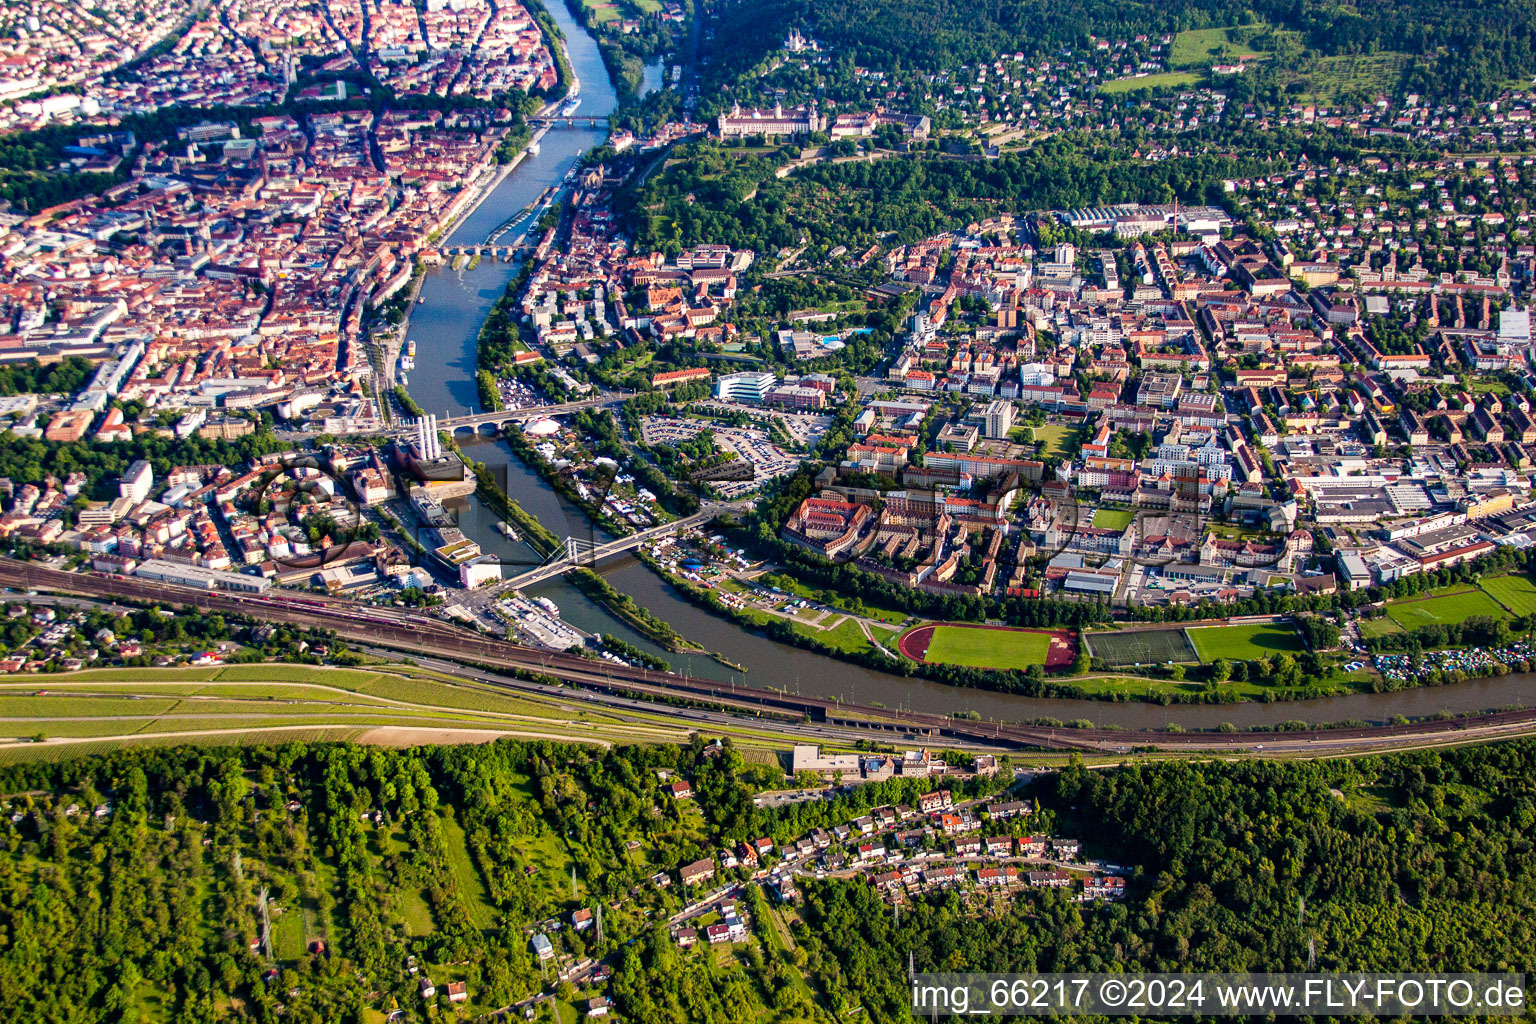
1099,70,1203,94
1171,26,1263,67
765,573,908,624
439,808,496,929
1031,423,1074,458
1358,617,1404,640
400,888,435,936
271,903,307,960
1092,507,1134,531
1386,588,1508,629
810,617,879,654
1186,623,1306,663
925,625,1052,669
1481,573,1536,617
578,0,620,23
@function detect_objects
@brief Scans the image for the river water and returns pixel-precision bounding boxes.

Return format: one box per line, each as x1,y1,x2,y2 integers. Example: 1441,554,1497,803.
401,6,1536,730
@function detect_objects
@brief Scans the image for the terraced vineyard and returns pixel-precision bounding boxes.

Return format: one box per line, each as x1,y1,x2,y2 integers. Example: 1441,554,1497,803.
0,664,792,762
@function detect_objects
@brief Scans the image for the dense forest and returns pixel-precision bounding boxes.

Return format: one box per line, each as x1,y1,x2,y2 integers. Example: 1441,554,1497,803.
1,736,1534,1021
703,0,1536,101
796,746,1536,1018
0,736,787,1022
0,357,95,398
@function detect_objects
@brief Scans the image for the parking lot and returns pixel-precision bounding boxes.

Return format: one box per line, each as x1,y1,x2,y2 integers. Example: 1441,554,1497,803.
640,416,804,496
690,401,833,446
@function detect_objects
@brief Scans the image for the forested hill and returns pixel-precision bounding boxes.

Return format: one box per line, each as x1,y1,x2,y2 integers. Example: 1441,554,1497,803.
707,0,1536,100
1,738,1534,1022
799,747,1536,1019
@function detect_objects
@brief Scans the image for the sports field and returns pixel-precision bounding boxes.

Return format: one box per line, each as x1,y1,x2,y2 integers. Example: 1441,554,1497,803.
1186,623,1306,662
1084,628,1197,666
1481,573,1536,616
899,624,1075,669
1357,617,1404,640
1092,507,1134,531
1385,588,1508,630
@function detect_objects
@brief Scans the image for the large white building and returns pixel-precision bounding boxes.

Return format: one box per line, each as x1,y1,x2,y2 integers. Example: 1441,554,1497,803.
791,744,861,776
118,460,153,504
982,399,1015,439
715,371,776,404
134,559,270,594
716,102,826,139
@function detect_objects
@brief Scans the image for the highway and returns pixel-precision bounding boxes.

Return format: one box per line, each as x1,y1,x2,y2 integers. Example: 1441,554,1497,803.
7,558,1536,757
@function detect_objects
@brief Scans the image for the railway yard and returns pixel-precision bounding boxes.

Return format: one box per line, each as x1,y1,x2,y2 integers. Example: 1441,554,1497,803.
6,557,1536,759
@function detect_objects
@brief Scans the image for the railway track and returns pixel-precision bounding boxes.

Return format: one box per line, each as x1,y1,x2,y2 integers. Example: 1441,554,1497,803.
6,558,1536,755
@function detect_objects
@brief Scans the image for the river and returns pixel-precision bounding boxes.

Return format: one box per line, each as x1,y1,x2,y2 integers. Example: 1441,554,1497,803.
400,6,1536,730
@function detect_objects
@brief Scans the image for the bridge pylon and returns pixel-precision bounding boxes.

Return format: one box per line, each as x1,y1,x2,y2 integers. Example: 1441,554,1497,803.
563,536,598,566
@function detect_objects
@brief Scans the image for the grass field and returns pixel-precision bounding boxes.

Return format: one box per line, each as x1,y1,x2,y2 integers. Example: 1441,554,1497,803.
1092,507,1134,531
1481,573,1536,617
924,625,1052,669
439,808,495,929
1099,71,1204,95
400,888,436,936
1031,423,1075,459
1386,588,1508,630
1084,628,1197,666
272,904,307,960
1171,26,1263,67
1186,623,1306,663
577,0,620,23
765,573,910,625
1358,617,1404,640
805,617,870,654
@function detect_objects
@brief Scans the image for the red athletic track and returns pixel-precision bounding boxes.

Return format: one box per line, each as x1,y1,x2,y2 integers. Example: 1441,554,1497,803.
899,623,1077,668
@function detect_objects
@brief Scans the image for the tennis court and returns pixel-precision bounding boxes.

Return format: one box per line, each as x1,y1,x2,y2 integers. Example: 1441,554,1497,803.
1084,628,1198,666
